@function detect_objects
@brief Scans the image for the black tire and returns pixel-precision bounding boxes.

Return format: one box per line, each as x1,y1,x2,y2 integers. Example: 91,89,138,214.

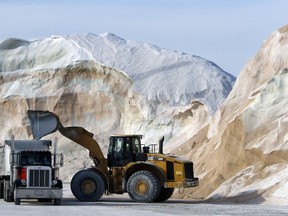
13,188,20,205
71,170,105,202
155,188,174,202
14,198,20,205
38,198,53,202
3,181,12,202
54,199,61,205
127,170,161,203
0,180,3,199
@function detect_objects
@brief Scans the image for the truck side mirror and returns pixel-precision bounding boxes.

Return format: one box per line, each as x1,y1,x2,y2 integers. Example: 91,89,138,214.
59,153,64,167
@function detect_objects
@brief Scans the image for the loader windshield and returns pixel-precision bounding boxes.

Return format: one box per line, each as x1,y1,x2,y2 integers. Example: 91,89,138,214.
131,137,141,154
108,136,142,154
108,135,142,167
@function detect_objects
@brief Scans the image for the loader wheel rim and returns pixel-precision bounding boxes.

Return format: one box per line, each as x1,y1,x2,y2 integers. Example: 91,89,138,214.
81,179,96,195
135,180,149,195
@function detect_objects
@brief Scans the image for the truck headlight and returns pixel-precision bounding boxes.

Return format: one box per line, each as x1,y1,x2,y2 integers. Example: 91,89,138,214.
21,179,26,185
52,180,58,186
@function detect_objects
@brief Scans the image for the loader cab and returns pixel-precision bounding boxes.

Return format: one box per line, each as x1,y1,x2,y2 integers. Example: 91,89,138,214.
108,135,144,167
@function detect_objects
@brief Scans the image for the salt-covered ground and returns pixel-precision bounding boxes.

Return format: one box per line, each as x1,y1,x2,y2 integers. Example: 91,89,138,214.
0,184,287,216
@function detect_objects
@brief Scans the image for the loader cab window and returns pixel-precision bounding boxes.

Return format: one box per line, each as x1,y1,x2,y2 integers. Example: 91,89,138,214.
115,138,125,153
132,137,141,154
108,136,142,167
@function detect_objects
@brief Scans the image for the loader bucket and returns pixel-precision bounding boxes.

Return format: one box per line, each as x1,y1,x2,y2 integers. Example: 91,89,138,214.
27,110,108,172
27,110,60,140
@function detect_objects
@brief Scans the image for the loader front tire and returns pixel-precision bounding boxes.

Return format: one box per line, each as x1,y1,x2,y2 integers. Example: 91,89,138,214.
127,170,160,203
71,170,105,202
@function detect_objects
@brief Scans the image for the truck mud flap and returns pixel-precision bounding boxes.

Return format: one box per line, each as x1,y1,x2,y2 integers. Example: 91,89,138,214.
3,181,13,202
0,180,4,199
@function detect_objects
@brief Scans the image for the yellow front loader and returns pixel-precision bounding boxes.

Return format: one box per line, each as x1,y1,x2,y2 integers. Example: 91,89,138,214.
28,110,198,202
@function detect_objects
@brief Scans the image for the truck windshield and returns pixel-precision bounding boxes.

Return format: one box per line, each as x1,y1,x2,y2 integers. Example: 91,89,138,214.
20,151,52,166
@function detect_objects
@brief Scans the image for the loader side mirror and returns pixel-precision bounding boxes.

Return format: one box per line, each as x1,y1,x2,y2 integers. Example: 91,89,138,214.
143,146,150,153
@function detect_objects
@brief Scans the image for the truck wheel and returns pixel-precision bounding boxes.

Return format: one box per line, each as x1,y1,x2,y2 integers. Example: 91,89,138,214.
155,188,174,202
14,198,21,205
54,198,61,205
3,181,12,202
13,188,20,205
0,181,3,199
127,170,160,203
71,170,105,202
38,198,52,202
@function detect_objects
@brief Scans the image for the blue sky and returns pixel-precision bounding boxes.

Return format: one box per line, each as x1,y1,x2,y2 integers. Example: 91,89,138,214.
0,0,287,77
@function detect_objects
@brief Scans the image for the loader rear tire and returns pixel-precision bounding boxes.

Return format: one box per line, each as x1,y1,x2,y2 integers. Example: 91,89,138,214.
71,170,105,202
127,170,160,203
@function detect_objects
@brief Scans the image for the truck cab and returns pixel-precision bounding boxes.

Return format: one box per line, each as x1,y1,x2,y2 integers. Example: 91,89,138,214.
0,139,63,205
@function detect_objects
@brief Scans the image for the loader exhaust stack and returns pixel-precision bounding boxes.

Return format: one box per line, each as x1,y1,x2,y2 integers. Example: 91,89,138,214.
158,136,164,154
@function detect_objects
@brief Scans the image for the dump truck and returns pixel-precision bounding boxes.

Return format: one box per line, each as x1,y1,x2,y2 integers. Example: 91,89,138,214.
0,136,63,205
28,110,199,203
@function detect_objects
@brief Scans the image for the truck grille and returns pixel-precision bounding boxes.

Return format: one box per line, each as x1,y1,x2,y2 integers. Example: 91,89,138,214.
184,163,194,179
27,166,51,188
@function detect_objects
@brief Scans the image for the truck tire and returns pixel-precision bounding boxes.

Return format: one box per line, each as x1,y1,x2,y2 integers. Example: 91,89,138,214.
155,188,174,202
54,198,61,205
0,180,3,199
71,170,105,202
3,181,12,202
14,198,21,205
38,198,52,202
14,188,20,205
127,170,161,203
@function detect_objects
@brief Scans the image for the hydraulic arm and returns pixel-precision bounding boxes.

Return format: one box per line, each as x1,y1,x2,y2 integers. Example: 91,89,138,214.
27,110,108,174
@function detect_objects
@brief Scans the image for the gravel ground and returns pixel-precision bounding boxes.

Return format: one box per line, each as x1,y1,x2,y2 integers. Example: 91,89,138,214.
1,184,288,216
